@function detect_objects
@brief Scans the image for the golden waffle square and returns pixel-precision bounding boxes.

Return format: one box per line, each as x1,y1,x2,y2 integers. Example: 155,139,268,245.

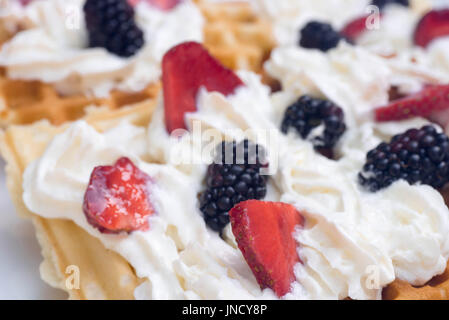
0,76,161,126
196,0,275,73
383,265,449,300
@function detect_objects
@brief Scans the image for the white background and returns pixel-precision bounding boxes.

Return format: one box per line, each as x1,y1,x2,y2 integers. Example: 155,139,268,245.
0,159,66,299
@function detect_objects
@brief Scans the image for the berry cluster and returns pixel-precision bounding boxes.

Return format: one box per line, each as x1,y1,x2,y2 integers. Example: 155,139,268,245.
84,0,145,58
359,125,449,192
281,95,346,153
199,140,268,233
371,0,409,10
299,21,343,52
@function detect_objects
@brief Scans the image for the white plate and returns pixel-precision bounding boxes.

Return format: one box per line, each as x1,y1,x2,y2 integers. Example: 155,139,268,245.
0,159,67,300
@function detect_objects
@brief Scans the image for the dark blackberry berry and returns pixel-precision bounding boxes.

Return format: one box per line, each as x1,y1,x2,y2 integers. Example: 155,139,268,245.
359,125,449,192
84,0,144,58
299,21,343,52
281,95,346,153
371,0,409,10
199,140,268,233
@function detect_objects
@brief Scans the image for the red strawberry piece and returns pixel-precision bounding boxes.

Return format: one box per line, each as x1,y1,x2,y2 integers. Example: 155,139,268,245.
375,84,449,122
162,41,244,133
414,9,449,48
83,157,156,234
341,14,377,42
127,0,140,7
127,0,182,11
229,200,304,297
18,0,35,5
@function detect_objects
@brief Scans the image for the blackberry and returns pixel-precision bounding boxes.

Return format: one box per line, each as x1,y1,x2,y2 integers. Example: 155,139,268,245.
371,0,409,10
359,125,449,192
84,0,144,58
199,140,268,233
299,21,343,52
281,95,346,153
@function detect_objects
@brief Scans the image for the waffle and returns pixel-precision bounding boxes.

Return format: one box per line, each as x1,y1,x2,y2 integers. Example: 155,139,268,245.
196,0,275,73
0,22,12,46
382,187,449,300
4,89,449,300
4,100,449,300
0,99,157,299
383,265,449,300
0,77,162,126
0,0,275,127
6,1,446,301
0,0,277,300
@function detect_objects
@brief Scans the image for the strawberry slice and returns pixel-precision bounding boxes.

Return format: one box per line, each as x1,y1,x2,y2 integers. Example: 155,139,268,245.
414,9,449,48
162,42,244,133
18,0,35,5
128,0,182,10
83,157,156,234
229,200,304,297
375,84,449,122
128,0,139,7
341,14,376,42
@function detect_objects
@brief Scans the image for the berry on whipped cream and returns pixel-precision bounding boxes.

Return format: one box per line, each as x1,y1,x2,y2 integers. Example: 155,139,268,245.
414,9,449,48
22,60,449,300
83,157,156,233
371,0,409,10
84,0,145,58
375,84,449,122
254,0,449,76
341,14,383,43
299,21,344,52
199,140,268,233
229,200,304,297
264,32,449,298
162,42,244,133
359,125,449,191
15,0,449,296
281,95,346,156
161,42,270,233
129,0,182,11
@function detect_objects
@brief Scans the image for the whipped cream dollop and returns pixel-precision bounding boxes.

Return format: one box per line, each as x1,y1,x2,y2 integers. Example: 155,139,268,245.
253,0,431,47
0,0,29,34
23,120,277,299
0,0,204,97
277,121,449,300
357,5,424,56
254,0,449,80
264,43,449,299
147,71,279,171
266,42,449,116
22,65,449,300
252,0,371,46
357,2,449,77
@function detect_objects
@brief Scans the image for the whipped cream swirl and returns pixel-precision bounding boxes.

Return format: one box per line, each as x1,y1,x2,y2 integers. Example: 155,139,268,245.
254,0,449,81
22,65,449,299
0,0,204,97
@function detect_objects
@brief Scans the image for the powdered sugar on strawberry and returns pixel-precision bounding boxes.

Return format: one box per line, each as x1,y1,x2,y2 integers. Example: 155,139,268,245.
83,157,156,233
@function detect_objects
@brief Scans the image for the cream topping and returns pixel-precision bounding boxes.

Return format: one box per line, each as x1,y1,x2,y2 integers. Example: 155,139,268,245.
22,120,277,299
22,68,449,299
0,0,204,97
